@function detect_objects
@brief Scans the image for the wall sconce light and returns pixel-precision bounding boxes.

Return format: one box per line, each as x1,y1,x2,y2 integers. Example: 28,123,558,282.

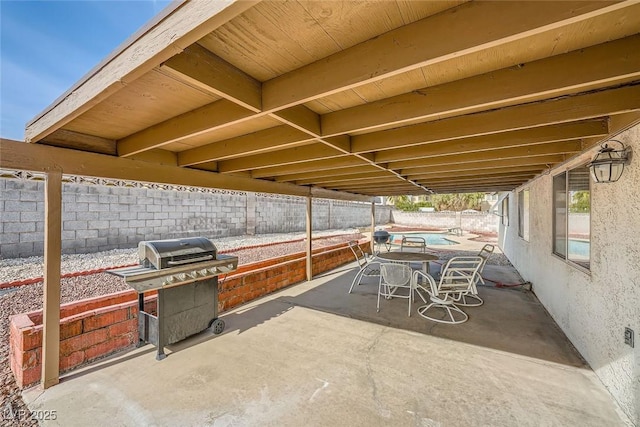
587,139,632,183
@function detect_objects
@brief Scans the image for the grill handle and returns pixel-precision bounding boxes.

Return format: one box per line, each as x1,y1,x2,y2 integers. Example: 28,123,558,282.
166,254,214,266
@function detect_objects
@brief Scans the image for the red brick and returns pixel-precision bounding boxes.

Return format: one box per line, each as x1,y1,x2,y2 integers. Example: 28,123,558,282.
21,328,43,351
107,318,137,338
84,334,134,361
60,328,108,355
60,350,85,371
60,319,83,340
18,348,40,369
83,307,129,332
20,366,42,388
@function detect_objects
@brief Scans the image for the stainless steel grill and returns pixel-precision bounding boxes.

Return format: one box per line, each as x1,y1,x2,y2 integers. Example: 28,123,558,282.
108,237,238,360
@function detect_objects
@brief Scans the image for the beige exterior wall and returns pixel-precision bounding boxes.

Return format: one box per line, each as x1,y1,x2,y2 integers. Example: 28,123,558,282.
500,123,640,425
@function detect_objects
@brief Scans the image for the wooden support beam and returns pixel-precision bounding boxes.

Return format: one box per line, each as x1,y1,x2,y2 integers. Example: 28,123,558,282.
296,171,397,186
178,126,314,166
353,84,640,153
270,105,322,137
42,129,116,155
400,155,566,176
263,1,624,111
419,173,537,185
251,156,373,178
389,140,582,170
275,166,380,183
0,139,371,202
322,34,640,135
306,196,312,281
117,100,255,157
374,120,607,163
160,43,262,112
407,165,550,180
217,143,347,173
42,170,62,389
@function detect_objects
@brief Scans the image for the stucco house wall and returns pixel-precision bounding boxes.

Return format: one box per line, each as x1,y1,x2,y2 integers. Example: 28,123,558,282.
499,123,640,425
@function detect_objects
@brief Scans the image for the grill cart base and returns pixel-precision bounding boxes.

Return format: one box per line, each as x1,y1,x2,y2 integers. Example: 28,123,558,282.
138,277,223,360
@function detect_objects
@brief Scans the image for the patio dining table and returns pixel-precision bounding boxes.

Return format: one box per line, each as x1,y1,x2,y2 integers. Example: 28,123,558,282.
375,251,438,276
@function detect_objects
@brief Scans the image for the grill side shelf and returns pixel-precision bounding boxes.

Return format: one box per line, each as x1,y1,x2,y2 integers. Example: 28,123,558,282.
106,255,238,293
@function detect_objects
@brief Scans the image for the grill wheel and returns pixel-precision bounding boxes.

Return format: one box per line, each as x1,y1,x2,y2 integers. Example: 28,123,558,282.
209,318,225,335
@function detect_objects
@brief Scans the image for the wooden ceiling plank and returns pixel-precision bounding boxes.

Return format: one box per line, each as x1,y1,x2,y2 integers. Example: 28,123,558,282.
353,84,640,153
322,34,640,135
117,99,255,157
262,1,626,111
391,141,581,170
161,43,262,112
374,119,607,163
177,125,314,166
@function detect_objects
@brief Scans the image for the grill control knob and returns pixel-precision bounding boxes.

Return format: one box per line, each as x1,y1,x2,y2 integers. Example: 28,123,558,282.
166,276,176,283
179,273,187,281
199,269,209,277
208,267,217,274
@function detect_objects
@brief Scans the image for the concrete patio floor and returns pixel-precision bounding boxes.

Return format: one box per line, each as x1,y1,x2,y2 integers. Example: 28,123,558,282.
23,258,629,426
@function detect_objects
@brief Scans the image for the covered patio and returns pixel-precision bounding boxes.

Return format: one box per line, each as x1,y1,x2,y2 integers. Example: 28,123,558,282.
23,255,626,426
1,0,639,425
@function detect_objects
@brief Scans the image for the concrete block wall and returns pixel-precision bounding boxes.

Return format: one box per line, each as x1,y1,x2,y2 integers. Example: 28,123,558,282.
1,178,392,258
391,210,499,234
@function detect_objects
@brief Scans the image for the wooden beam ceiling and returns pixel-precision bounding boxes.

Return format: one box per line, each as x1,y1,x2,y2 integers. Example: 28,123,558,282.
18,0,640,197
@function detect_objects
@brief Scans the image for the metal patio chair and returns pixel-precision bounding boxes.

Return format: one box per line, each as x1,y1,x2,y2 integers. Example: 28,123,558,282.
347,240,380,293
438,256,485,307
413,269,469,324
400,236,427,253
377,263,425,317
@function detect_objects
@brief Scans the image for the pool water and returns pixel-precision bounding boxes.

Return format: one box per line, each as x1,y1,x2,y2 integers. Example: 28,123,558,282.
388,232,458,246
568,239,590,258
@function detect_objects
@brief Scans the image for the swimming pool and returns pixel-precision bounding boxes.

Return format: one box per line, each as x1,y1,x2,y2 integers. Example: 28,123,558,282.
388,232,459,246
568,239,590,258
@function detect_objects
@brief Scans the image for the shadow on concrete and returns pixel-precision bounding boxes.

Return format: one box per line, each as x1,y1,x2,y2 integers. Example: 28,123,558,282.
165,251,585,368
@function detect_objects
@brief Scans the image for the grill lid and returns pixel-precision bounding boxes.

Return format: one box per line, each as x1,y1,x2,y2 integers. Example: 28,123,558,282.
139,237,217,270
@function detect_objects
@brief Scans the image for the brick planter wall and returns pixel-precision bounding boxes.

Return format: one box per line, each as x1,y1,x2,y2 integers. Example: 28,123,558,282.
9,240,369,388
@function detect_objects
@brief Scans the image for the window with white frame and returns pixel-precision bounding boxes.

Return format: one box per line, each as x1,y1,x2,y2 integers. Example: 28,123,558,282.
518,189,529,241
501,195,509,226
552,165,590,270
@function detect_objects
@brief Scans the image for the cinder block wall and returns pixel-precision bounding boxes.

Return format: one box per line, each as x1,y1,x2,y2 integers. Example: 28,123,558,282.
391,211,498,234
0,178,392,258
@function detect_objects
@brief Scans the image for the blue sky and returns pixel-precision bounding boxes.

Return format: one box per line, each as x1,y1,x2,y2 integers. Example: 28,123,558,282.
1,0,173,141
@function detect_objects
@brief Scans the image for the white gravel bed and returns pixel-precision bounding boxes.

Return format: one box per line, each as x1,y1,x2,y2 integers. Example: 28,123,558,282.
0,228,361,284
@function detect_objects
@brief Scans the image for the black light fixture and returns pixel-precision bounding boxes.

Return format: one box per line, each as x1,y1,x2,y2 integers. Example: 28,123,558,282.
587,139,632,183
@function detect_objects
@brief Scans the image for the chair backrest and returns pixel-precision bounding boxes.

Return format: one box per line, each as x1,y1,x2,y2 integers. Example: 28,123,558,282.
400,236,426,253
477,244,495,271
348,241,368,268
439,256,484,289
380,263,412,286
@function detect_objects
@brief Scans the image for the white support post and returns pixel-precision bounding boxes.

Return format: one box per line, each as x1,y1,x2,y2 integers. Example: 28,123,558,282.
306,196,313,281
42,170,62,389
371,200,376,254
